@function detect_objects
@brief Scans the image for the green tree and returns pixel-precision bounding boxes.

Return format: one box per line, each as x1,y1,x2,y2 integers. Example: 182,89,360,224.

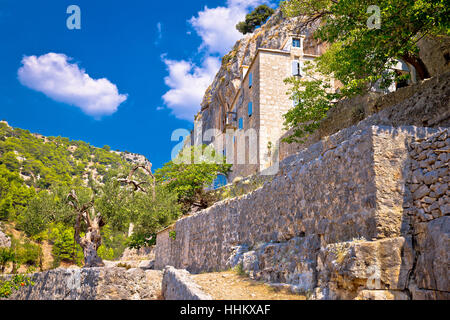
155,145,231,212
0,248,14,273
236,4,275,34
281,0,449,142
130,185,181,245
49,223,83,267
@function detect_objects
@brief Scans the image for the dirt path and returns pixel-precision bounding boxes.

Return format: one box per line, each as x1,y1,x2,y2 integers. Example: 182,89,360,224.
191,271,306,300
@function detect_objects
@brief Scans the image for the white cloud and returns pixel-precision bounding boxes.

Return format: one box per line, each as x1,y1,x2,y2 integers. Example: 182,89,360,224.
190,0,270,55
161,0,271,121
18,53,127,118
162,56,220,121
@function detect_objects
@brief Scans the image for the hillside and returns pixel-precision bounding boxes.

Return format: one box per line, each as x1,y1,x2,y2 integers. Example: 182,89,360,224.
0,120,149,190
0,120,151,271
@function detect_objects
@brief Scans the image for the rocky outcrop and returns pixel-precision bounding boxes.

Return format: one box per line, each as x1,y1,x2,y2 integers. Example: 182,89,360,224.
199,9,324,135
417,36,450,77
7,267,162,300
0,230,10,248
162,266,212,300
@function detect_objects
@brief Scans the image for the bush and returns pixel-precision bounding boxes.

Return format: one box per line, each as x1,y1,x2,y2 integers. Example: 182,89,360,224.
0,248,14,273
16,240,41,266
0,274,34,298
49,223,83,267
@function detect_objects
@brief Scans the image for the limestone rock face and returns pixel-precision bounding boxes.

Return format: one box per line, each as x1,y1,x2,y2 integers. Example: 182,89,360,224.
199,9,324,134
413,217,449,292
417,36,450,77
0,230,11,248
316,237,414,299
7,267,162,300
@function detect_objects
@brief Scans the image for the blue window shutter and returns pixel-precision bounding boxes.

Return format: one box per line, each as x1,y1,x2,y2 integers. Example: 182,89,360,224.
239,118,243,130
248,102,253,116
293,38,301,48
249,72,252,88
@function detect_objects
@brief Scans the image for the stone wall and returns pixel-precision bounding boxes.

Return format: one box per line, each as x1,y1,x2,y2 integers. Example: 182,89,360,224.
155,122,448,299
162,266,212,300
406,129,449,299
280,71,450,161
6,267,162,300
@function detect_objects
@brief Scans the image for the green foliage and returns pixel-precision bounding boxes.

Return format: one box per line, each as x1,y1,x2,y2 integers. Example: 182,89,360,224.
236,4,275,34
15,239,41,266
0,248,14,273
0,125,129,189
169,230,176,241
131,186,181,241
0,274,34,298
0,165,35,221
282,75,339,143
281,0,449,142
1,238,42,273
98,225,128,260
126,232,157,250
0,123,184,266
155,145,231,212
49,223,83,267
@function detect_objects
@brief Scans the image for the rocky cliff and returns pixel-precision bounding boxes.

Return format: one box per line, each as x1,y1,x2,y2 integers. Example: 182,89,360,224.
198,9,324,133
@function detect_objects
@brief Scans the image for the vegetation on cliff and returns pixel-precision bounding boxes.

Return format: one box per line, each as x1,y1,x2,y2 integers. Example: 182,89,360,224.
281,0,449,143
236,5,275,35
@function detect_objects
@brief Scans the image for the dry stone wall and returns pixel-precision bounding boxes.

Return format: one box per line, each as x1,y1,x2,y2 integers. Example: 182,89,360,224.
162,266,212,300
280,71,450,161
406,129,449,299
155,123,448,299
6,267,162,300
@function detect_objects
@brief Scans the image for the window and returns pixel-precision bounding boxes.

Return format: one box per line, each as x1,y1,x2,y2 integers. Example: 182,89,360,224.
248,102,253,117
292,38,301,48
238,118,243,130
249,72,253,88
212,174,228,190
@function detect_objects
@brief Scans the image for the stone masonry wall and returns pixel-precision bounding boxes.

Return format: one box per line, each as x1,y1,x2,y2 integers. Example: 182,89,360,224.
406,129,449,299
6,267,162,300
280,71,450,162
155,123,448,299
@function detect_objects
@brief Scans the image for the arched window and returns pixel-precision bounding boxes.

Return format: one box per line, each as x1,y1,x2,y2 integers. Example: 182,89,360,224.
212,174,228,190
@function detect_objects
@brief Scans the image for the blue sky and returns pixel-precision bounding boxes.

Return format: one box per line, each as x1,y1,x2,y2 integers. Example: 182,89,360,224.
0,0,273,169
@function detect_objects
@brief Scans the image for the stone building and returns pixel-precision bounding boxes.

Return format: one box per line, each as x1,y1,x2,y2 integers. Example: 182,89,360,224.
185,30,420,184
188,34,333,181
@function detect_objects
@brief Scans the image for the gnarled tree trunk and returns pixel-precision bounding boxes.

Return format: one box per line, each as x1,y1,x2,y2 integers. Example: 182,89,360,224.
74,209,105,268
68,191,105,268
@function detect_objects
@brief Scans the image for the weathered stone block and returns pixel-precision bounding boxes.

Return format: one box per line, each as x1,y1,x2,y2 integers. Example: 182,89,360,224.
317,237,414,293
